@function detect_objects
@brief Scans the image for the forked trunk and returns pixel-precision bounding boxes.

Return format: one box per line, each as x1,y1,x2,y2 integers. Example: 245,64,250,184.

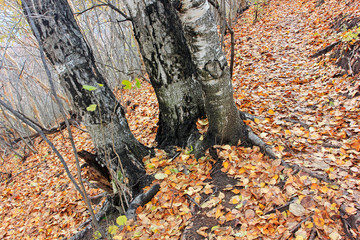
177,0,247,146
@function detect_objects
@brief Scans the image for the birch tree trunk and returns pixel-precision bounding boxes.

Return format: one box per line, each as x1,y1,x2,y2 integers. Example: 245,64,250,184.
176,0,248,146
124,0,205,149
22,0,151,197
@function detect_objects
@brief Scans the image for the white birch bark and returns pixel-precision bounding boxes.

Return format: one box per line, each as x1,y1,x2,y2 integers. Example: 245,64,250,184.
177,0,246,145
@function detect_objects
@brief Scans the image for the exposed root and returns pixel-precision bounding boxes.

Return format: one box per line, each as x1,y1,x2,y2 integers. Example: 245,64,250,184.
310,41,340,58
70,184,160,239
264,197,297,215
70,196,115,240
239,110,263,121
245,126,336,185
126,184,160,220
245,126,278,160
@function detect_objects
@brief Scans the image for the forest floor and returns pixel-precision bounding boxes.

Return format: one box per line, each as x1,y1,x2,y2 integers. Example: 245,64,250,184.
1,0,359,239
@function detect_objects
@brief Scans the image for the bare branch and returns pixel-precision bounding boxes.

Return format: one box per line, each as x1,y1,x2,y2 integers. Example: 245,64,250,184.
75,3,132,22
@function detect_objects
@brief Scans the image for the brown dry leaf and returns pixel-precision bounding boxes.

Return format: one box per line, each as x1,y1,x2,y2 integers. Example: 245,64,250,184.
196,226,209,237
289,202,306,217
244,209,255,220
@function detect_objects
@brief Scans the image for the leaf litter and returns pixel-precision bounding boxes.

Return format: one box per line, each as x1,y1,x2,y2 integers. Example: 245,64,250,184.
1,0,360,239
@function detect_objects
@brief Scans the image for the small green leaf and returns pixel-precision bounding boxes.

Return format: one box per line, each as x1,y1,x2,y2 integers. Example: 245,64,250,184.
117,171,123,181
185,145,193,154
116,215,127,226
135,78,141,88
133,232,142,237
211,225,220,231
234,231,247,237
93,231,102,239
235,202,243,209
97,83,104,87
83,85,97,91
154,173,168,180
170,168,179,173
147,164,155,169
86,104,97,112
122,80,132,89
108,225,118,235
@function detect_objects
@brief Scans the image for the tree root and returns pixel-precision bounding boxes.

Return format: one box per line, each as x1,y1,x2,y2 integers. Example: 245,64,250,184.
310,41,340,58
70,196,115,240
70,184,160,239
245,126,337,185
339,204,358,240
239,110,263,121
264,197,297,215
245,125,278,160
126,184,160,220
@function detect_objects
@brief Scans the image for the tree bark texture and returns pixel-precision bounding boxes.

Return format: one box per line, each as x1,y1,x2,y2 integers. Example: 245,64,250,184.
176,0,247,146
125,0,205,148
22,0,150,197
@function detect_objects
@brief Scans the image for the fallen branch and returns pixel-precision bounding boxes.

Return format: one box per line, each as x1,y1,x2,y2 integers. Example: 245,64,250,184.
0,171,11,182
245,126,337,185
290,216,311,234
309,226,317,240
11,118,79,145
186,194,202,208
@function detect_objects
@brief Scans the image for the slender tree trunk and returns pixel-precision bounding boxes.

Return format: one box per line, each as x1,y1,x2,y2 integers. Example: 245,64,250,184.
125,0,205,149
177,0,247,146
22,0,151,197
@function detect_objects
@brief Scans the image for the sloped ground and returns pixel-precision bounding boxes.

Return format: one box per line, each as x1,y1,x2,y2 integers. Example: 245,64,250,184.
1,0,359,239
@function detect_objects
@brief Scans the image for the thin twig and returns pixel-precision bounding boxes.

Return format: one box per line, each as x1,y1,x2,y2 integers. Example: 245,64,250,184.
201,186,218,204
186,194,202,208
265,197,297,215
75,2,132,22
290,216,310,234
6,157,47,184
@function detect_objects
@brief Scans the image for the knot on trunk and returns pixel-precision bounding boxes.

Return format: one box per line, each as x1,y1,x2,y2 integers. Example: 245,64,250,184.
204,60,224,78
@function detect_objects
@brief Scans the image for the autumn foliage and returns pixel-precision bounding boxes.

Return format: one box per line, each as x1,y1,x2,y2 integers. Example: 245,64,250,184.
1,0,360,239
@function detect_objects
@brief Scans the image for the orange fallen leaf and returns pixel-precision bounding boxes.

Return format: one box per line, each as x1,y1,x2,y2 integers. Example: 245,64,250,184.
313,215,325,227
